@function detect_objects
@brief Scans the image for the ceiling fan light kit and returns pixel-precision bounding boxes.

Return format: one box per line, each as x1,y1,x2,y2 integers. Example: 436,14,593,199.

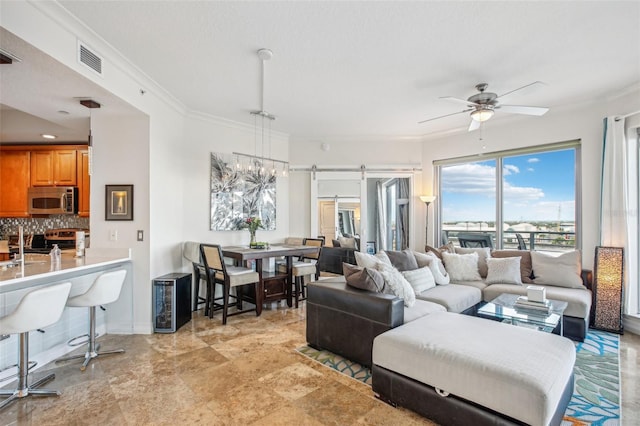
419,81,549,132
470,107,494,122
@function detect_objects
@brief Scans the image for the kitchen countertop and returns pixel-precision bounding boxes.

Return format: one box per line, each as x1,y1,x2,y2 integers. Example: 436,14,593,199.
0,248,131,294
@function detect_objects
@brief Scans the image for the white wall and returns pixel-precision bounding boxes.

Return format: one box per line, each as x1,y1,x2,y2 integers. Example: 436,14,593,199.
181,113,290,248
91,113,152,333
420,89,640,269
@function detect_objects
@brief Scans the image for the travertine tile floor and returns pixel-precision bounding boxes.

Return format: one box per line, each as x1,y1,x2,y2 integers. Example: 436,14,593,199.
1,302,639,425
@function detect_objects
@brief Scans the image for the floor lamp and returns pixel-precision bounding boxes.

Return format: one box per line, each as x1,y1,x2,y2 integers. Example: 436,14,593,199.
420,195,436,247
591,246,624,334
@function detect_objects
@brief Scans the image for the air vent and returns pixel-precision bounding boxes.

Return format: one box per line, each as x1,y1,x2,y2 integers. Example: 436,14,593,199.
77,41,102,75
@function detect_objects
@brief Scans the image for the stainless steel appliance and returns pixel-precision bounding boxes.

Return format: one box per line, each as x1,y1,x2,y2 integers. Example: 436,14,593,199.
27,186,78,215
44,228,90,250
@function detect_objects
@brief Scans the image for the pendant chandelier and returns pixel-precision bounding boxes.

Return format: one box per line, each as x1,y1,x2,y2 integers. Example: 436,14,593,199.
233,48,289,177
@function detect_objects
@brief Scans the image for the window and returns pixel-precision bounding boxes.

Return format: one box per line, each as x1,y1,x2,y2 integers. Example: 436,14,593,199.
436,141,581,252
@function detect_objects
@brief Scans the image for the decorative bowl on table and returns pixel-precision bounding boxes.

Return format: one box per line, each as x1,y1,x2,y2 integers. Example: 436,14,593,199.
249,242,269,249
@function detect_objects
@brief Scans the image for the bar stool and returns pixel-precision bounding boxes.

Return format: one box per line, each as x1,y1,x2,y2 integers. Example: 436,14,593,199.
56,269,127,371
0,282,72,410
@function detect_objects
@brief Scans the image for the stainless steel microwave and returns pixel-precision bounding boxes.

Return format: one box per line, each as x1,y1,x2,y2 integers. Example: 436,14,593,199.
27,186,78,215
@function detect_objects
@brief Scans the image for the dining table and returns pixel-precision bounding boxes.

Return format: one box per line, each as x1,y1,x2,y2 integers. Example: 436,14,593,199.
221,244,320,315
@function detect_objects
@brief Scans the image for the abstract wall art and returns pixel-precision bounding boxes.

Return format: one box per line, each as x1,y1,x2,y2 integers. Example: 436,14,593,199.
210,153,276,231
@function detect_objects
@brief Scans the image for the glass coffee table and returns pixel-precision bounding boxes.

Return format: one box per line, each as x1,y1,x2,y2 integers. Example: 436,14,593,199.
477,293,568,335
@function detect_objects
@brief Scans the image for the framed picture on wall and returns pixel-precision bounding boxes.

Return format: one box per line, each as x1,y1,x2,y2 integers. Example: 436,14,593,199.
366,241,377,254
105,184,133,221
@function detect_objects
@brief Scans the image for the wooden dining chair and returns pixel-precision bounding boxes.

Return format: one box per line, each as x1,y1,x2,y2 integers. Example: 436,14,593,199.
293,238,324,307
199,244,260,324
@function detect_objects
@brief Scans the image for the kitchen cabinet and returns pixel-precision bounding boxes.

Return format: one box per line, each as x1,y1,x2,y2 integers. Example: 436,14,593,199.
0,150,31,217
30,149,77,186
77,150,90,217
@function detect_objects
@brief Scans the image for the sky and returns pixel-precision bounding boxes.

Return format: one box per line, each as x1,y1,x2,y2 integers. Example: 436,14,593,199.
441,149,576,222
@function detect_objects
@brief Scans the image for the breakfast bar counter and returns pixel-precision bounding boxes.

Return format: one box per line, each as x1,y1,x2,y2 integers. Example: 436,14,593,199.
0,249,133,383
0,248,132,294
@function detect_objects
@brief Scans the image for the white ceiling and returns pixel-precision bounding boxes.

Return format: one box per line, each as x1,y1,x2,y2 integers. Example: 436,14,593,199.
2,1,640,143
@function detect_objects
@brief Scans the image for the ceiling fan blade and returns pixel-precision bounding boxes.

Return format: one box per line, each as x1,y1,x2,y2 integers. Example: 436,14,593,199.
496,81,546,99
497,105,549,116
439,96,480,107
468,119,481,132
418,108,473,124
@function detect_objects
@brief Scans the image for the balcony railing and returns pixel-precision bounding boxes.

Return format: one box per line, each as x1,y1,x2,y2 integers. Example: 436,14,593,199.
441,230,576,252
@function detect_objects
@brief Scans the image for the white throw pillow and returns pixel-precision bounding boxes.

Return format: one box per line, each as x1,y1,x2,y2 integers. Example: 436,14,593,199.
485,257,523,285
454,247,491,278
442,252,482,282
531,250,584,288
354,251,391,268
401,267,436,294
420,251,450,285
375,263,416,307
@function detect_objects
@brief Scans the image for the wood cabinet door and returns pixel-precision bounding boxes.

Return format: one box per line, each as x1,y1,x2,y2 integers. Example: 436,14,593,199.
0,150,31,217
53,150,77,185
30,150,77,186
77,150,90,217
30,150,54,186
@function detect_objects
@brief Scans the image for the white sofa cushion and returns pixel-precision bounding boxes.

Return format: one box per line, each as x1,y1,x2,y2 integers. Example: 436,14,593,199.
413,251,450,285
442,252,481,282
403,299,446,323
355,250,391,268
375,262,416,307
485,256,523,285
455,247,491,278
415,284,481,313
402,267,436,293
373,312,576,426
531,250,584,289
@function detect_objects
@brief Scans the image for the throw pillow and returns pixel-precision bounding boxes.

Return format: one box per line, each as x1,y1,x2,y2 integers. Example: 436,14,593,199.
531,250,584,288
455,247,491,278
343,263,386,292
354,251,391,269
331,239,341,247
338,236,357,249
411,250,432,268
442,252,482,282
491,250,534,283
401,267,436,294
485,257,523,285
384,249,419,271
374,262,416,307
425,242,455,260
419,251,450,285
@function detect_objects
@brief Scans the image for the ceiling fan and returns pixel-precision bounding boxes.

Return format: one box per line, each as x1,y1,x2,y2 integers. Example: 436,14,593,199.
419,81,549,132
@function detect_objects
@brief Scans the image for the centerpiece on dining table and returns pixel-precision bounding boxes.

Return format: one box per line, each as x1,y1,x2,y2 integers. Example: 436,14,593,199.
244,216,267,249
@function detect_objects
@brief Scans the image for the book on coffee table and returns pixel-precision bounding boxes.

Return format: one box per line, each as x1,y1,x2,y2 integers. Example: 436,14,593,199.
515,296,551,314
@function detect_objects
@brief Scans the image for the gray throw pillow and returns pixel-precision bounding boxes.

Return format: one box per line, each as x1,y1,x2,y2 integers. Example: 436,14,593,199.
384,249,419,271
343,263,386,293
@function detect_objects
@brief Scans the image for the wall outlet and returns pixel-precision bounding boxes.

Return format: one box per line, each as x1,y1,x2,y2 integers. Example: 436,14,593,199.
109,229,118,241
137,230,144,241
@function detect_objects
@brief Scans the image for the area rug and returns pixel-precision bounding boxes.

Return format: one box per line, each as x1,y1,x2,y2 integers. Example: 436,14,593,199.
296,330,620,425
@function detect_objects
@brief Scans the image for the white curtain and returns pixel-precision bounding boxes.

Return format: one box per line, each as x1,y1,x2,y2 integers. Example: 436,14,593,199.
601,116,639,315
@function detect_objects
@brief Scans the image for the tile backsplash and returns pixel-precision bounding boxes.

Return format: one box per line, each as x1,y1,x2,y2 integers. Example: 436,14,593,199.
0,215,89,239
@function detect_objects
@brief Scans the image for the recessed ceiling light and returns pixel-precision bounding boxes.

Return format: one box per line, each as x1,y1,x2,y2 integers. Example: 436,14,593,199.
57,110,70,115
41,134,57,139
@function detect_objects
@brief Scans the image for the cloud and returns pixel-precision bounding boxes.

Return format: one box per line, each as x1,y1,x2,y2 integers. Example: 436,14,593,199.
527,167,535,172
442,163,544,202
503,164,519,175
527,158,540,163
